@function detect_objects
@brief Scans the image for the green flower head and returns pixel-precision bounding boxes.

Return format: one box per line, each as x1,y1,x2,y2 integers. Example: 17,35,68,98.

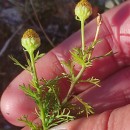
75,0,92,21
21,29,41,53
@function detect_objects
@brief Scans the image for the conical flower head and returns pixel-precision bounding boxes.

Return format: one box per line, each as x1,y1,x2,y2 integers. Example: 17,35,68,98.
21,29,41,53
75,0,92,21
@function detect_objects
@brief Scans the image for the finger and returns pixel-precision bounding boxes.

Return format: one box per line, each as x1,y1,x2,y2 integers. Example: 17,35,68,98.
72,67,130,114
50,104,130,130
1,1,130,127
21,104,130,130
52,0,130,81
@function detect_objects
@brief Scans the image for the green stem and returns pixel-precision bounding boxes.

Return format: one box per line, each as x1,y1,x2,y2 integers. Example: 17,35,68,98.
81,19,85,54
29,52,38,85
62,66,85,105
62,19,86,105
39,104,47,130
29,51,47,130
29,51,40,94
52,87,60,106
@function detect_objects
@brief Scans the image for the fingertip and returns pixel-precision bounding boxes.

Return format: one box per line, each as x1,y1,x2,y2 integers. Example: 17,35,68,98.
0,82,36,126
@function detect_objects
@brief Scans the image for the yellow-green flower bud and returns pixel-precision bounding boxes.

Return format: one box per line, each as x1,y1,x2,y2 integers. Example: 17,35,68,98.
21,29,41,53
75,0,92,21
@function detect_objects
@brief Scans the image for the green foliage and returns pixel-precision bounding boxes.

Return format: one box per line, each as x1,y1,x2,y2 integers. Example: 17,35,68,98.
40,77,75,129
9,1,113,129
61,60,75,81
19,75,75,130
9,51,44,73
18,116,40,130
61,40,102,105
80,77,100,87
74,96,94,117
34,51,45,61
20,84,40,102
9,55,29,71
71,48,92,67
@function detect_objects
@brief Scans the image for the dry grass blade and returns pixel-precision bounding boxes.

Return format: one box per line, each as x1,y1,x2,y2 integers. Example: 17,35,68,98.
29,0,54,47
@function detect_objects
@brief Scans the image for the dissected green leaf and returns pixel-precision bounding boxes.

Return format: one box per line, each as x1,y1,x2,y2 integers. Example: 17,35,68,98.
34,51,45,62
70,48,86,66
61,60,75,80
91,50,114,61
9,55,29,71
18,115,41,130
80,77,100,87
74,96,94,117
40,76,75,129
86,39,102,57
20,84,41,102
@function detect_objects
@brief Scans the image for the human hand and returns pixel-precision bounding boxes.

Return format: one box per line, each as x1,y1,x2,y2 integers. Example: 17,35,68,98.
1,1,130,130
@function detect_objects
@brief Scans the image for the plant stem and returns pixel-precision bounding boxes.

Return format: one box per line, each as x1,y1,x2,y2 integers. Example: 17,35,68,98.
29,51,47,130
89,15,102,60
92,14,102,46
62,19,86,105
81,19,85,54
93,22,101,43
29,52,38,85
39,105,47,130
62,66,85,105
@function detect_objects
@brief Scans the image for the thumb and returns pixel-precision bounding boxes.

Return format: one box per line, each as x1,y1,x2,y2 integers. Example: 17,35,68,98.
50,104,130,130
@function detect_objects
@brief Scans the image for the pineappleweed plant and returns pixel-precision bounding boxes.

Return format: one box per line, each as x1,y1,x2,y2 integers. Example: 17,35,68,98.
10,0,112,130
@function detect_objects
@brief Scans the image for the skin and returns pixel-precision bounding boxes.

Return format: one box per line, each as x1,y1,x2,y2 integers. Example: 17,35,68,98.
1,1,130,130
